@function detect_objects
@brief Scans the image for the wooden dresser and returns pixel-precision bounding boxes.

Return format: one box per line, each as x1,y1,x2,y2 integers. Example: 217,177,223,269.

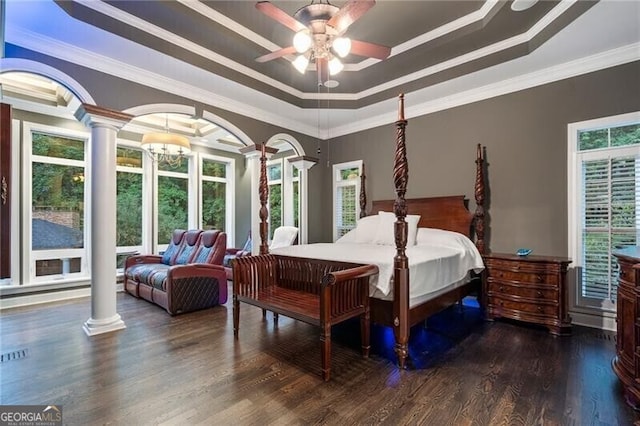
612,246,640,409
483,253,572,335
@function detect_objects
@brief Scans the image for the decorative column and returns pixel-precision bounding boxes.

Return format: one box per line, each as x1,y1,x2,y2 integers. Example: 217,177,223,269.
240,143,278,254
75,104,132,336
288,155,317,245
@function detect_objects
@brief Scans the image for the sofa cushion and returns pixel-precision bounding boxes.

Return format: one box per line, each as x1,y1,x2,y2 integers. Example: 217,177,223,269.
126,263,170,283
161,230,187,265
148,269,169,291
174,230,203,265
192,230,226,264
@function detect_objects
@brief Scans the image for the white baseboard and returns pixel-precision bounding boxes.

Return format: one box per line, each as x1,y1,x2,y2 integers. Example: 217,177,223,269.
570,310,617,332
0,287,91,310
0,283,125,311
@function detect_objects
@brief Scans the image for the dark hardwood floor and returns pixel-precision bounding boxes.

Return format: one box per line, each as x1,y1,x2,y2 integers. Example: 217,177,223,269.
1,287,637,425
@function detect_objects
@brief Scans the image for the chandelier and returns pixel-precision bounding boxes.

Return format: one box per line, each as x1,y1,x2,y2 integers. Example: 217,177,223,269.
140,114,191,167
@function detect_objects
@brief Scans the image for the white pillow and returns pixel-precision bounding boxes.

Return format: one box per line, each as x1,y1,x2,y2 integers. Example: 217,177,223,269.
335,228,357,243
373,211,420,246
354,215,379,244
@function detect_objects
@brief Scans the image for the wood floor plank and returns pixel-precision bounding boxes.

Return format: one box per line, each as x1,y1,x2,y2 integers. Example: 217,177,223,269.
0,290,637,425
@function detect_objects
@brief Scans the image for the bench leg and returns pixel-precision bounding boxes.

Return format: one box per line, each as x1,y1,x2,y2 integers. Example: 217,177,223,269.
320,323,331,381
360,311,370,358
233,295,240,338
262,308,267,319
273,312,279,325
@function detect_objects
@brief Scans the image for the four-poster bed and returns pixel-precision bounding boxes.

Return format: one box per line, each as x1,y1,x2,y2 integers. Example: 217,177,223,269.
241,94,487,370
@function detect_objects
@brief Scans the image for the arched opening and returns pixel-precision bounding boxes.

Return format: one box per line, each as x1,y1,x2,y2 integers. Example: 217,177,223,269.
261,134,313,245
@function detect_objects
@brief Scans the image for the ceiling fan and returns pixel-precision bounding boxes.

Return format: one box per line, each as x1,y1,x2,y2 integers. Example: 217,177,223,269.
255,0,391,86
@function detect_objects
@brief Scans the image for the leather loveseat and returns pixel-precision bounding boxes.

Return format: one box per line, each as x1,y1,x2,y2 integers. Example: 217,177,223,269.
124,229,228,315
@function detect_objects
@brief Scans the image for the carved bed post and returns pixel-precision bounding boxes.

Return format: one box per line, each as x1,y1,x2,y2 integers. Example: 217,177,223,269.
474,144,486,255
359,164,367,218
259,143,269,255
392,94,410,369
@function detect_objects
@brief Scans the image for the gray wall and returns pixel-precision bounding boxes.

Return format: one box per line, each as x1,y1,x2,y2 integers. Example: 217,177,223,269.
324,62,640,255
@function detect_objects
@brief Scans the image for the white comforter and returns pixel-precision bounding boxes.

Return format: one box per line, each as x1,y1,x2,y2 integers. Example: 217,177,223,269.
271,228,484,300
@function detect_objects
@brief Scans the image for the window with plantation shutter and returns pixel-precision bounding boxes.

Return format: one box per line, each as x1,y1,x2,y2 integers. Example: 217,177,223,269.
333,160,362,241
569,112,640,313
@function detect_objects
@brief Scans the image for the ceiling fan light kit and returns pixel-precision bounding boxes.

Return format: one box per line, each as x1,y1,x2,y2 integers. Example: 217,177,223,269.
255,0,390,85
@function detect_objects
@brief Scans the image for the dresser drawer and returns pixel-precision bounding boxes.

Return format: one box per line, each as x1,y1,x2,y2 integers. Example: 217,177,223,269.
489,296,558,317
487,280,558,301
487,268,558,286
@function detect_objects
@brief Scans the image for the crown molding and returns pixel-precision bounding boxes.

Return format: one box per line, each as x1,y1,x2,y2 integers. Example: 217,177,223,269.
328,42,640,139
65,0,577,101
5,27,639,140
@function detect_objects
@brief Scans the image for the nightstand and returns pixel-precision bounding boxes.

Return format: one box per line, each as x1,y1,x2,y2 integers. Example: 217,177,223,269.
483,253,572,335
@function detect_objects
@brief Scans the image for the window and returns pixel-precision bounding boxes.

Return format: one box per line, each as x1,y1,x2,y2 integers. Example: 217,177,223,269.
332,160,362,241
569,112,640,312
200,155,234,238
267,160,282,239
265,156,300,241
25,123,90,282
156,160,190,246
116,145,145,269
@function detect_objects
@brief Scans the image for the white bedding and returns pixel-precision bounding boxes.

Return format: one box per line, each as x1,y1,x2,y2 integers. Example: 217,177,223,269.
271,227,485,305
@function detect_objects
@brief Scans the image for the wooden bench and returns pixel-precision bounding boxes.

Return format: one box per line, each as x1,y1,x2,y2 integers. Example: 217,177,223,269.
232,254,379,381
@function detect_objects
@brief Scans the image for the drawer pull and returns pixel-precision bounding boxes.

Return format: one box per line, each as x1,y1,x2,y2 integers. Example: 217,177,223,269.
499,286,504,292
536,275,544,282
536,291,543,297
537,306,543,312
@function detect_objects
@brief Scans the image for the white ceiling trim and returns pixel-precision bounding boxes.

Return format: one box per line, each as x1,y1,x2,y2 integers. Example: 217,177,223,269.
73,0,574,102
349,0,501,71
327,42,640,139
76,0,305,98
6,26,321,137
177,0,281,53
5,12,638,141
354,0,576,99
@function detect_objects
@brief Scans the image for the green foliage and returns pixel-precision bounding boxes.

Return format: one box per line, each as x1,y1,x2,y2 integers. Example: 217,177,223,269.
32,132,84,160
157,176,188,244
269,184,282,239
116,172,143,246
203,160,226,178
340,167,360,180
202,181,225,231
579,123,640,151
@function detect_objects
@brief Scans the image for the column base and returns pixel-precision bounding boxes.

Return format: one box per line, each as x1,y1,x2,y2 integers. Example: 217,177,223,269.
83,314,126,336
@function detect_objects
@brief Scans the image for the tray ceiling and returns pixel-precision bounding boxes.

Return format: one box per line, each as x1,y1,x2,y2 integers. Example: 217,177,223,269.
53,0,597,109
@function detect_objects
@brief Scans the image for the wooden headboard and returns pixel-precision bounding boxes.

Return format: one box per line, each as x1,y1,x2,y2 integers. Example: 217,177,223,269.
370,196,474,237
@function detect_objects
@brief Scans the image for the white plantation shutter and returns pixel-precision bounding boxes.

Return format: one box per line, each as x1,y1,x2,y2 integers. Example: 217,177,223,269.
336,185,356,237
332,161,362,241
581,155,639,302
572,115,640,312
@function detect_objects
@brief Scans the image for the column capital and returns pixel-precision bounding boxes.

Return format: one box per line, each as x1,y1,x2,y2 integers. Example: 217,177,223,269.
240,143,278,160
288,155,318,170
75,104,133,131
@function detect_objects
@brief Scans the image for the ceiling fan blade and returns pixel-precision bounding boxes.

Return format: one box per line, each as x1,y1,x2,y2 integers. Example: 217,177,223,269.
350,39,391,60
326,0,375,35
256,46,297,63
316,57,329,86
256,2,307,33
